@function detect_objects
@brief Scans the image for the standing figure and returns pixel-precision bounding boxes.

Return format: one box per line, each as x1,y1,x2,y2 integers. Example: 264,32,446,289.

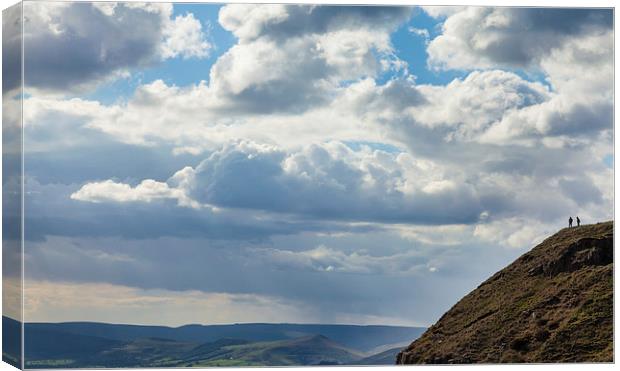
569,217,573,228
576,216,580,227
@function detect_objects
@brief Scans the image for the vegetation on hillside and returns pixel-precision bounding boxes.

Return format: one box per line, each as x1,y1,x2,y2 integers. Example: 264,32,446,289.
397,221,613,364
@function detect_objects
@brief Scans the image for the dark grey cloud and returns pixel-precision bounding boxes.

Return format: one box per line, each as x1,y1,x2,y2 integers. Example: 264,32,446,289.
427,7,613,69
524,8,612,31
2,3,22,93
25,142,201,185
21,2,165,91
220,5,412,42
23,177,379,242
543,101,613,137
479,8,611,66
185,142,485,225
3,3,23,283
559,178,604,206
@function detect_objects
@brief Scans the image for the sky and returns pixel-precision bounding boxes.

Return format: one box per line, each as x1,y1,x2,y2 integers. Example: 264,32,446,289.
2,2,613,327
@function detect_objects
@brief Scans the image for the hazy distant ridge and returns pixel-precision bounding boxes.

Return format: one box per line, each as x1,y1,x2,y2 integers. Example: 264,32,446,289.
10,318,425,368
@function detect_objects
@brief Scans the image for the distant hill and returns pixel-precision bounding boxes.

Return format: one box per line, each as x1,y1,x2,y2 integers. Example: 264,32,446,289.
9,318,425,368
22,332,362,368
398,221,613,364
26,321,424,353
25,327,121,361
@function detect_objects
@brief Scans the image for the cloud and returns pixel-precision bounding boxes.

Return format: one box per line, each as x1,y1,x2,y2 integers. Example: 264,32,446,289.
3,278,21,321
16,5,614,329
411,70,550,137
408,27,430,44
253,244,435,275
421,6,465,18
2,3,22,94
203,5,413,113
22,218,551,326
473,217,547,249
70,178,199,208
558,177,604,206
399,63,610,150
22,6,612,250
24,276,440,327
71,141,486,225
24,176,380,242
424,7,612,70
69,129,613,234
20,1,426,155
219,4,411,42
22,6,612,155
24,280,314,326
19,2,210,92
21,230,523,327
161,12,212,59
22,76,424,154
18,5,417,151
482,29,612,147
416,8,613,148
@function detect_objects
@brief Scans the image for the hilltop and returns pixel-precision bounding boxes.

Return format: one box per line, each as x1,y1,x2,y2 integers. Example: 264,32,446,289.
397,221,613,363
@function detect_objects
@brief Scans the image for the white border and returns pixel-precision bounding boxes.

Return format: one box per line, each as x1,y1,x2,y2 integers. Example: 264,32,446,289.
0,1,616,371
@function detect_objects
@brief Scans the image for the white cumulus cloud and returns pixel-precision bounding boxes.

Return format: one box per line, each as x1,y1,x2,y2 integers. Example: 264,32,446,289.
161,13,211,59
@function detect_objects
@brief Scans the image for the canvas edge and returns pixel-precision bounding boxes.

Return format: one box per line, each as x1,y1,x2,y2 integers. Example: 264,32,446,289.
2,1,24,369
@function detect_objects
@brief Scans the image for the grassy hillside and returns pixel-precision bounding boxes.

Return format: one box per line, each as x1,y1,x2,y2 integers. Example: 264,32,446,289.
397,221,613,364
177,335,363,367
22,334,362,368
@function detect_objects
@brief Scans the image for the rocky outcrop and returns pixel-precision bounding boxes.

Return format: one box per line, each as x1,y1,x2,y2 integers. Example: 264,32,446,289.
397,221,613,364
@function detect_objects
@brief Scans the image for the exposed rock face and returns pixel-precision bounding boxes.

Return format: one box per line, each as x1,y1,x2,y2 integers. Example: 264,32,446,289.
397,221,613,364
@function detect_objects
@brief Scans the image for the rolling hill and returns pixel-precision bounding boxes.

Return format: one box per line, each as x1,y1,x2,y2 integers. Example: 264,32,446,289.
25,321,423,353
9,318,425,368
176,335,364,367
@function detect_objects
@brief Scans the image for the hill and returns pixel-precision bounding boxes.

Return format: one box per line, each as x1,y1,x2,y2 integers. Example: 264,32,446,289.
8,318,425,368
177,335,364,367
26,321,423,353
397,221,613,364
21,333,362,368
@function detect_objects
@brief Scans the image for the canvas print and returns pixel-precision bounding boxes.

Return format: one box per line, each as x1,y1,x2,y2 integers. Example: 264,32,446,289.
1,1,614,368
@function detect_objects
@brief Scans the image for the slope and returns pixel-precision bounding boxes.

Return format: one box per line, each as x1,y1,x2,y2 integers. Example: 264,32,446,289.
397,221,613,364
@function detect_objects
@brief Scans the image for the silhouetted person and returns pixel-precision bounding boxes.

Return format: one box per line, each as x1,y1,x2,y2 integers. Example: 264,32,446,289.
569,217,573,228
576,216,580,227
